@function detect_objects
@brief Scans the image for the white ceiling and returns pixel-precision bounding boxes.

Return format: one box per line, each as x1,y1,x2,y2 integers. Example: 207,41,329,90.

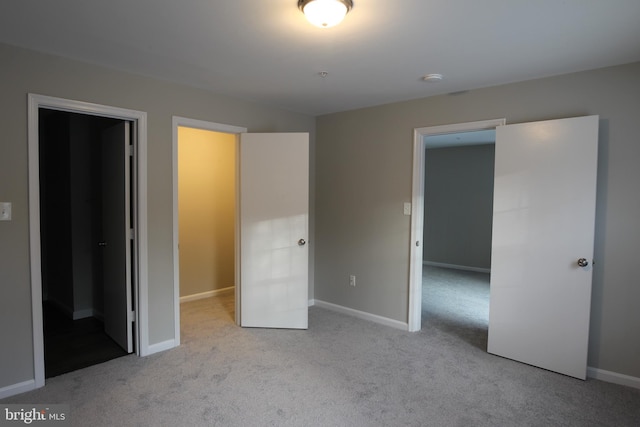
2,1,639,116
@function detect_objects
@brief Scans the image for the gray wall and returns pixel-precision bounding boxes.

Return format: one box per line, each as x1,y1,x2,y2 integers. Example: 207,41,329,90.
0,42,315,390
423,144,495,270
315,61,640,378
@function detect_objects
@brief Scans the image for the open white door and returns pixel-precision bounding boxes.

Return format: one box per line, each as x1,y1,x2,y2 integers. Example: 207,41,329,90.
101,122,134,352
239,133,309,329
488,115,598,379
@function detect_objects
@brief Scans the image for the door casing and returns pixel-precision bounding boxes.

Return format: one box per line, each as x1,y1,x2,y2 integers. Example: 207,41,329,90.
172,116,248,345
408,118,506,331
28,94,149,390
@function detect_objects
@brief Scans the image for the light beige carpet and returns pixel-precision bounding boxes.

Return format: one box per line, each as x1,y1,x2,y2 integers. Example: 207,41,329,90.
3,280,640,426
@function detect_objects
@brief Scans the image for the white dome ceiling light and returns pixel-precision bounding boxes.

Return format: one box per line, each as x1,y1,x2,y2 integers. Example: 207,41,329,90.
298,0,354,28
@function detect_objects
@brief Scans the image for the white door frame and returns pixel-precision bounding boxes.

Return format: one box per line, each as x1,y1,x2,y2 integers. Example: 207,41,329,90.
171,116,247,345
408,118,506,332
28,94,149,389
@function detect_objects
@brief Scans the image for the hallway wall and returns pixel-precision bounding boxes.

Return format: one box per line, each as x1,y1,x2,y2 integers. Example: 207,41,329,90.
423,144,495,270
178,127,236,297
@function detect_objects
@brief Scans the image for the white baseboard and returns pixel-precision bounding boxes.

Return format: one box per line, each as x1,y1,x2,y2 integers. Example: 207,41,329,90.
423,260,490,274
587,367,640,389
308,299,315,307
48,299,103,321
0,379,36,399
73,308,95,320
146,339,177,355
313,299,408,331
180,286,234,303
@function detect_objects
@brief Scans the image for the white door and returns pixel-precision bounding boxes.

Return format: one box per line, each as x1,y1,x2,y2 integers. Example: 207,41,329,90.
488,115,599,379
101,122,133,352
239,133,309,329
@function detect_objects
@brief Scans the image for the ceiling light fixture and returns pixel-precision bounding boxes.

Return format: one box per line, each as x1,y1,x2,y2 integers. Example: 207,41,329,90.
298,0,353,28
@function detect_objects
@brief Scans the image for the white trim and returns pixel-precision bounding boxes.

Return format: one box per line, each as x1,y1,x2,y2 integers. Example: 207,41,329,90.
135,113,149,357
27,94,149,392
587,367,640,389
0,380,36,400
308,299,316,307
172,117,248,347
235,139,241,327
314,300,408,331
408,129,425,332
45,299,104,321
173,116,247,134
234,139,245,326
179,286,235,303
146,339,177,356
27,95,44,389
409,118,506,332
72,308,96,320
423,261,491,274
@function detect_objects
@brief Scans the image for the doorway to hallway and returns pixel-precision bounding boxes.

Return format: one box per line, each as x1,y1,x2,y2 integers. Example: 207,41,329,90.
420,134,495,349
176,126,237,331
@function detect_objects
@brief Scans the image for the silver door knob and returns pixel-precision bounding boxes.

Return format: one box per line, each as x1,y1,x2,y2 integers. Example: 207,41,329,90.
577,258,589,267
98,241,107,247
298,239,306,246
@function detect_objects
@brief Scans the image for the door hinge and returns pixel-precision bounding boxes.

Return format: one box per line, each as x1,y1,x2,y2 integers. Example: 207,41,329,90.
129,145,134,156
128,310,136,323
130,228,135,240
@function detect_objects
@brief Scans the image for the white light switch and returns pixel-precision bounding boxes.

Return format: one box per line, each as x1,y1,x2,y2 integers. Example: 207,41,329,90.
1,202,12,221
403,202,411,216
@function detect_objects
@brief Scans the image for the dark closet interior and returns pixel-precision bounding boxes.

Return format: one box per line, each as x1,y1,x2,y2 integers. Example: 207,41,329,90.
39,109,128,377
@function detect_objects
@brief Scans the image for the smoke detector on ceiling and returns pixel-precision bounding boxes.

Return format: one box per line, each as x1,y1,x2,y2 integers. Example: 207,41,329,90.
422,73,444,82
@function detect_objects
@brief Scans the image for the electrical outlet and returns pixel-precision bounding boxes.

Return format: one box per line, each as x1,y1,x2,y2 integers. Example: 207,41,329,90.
349,275,356,287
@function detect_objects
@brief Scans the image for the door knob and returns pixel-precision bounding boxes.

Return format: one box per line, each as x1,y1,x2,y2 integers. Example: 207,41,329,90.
577,258,589,267
98,241,107,247
298,239,306,246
